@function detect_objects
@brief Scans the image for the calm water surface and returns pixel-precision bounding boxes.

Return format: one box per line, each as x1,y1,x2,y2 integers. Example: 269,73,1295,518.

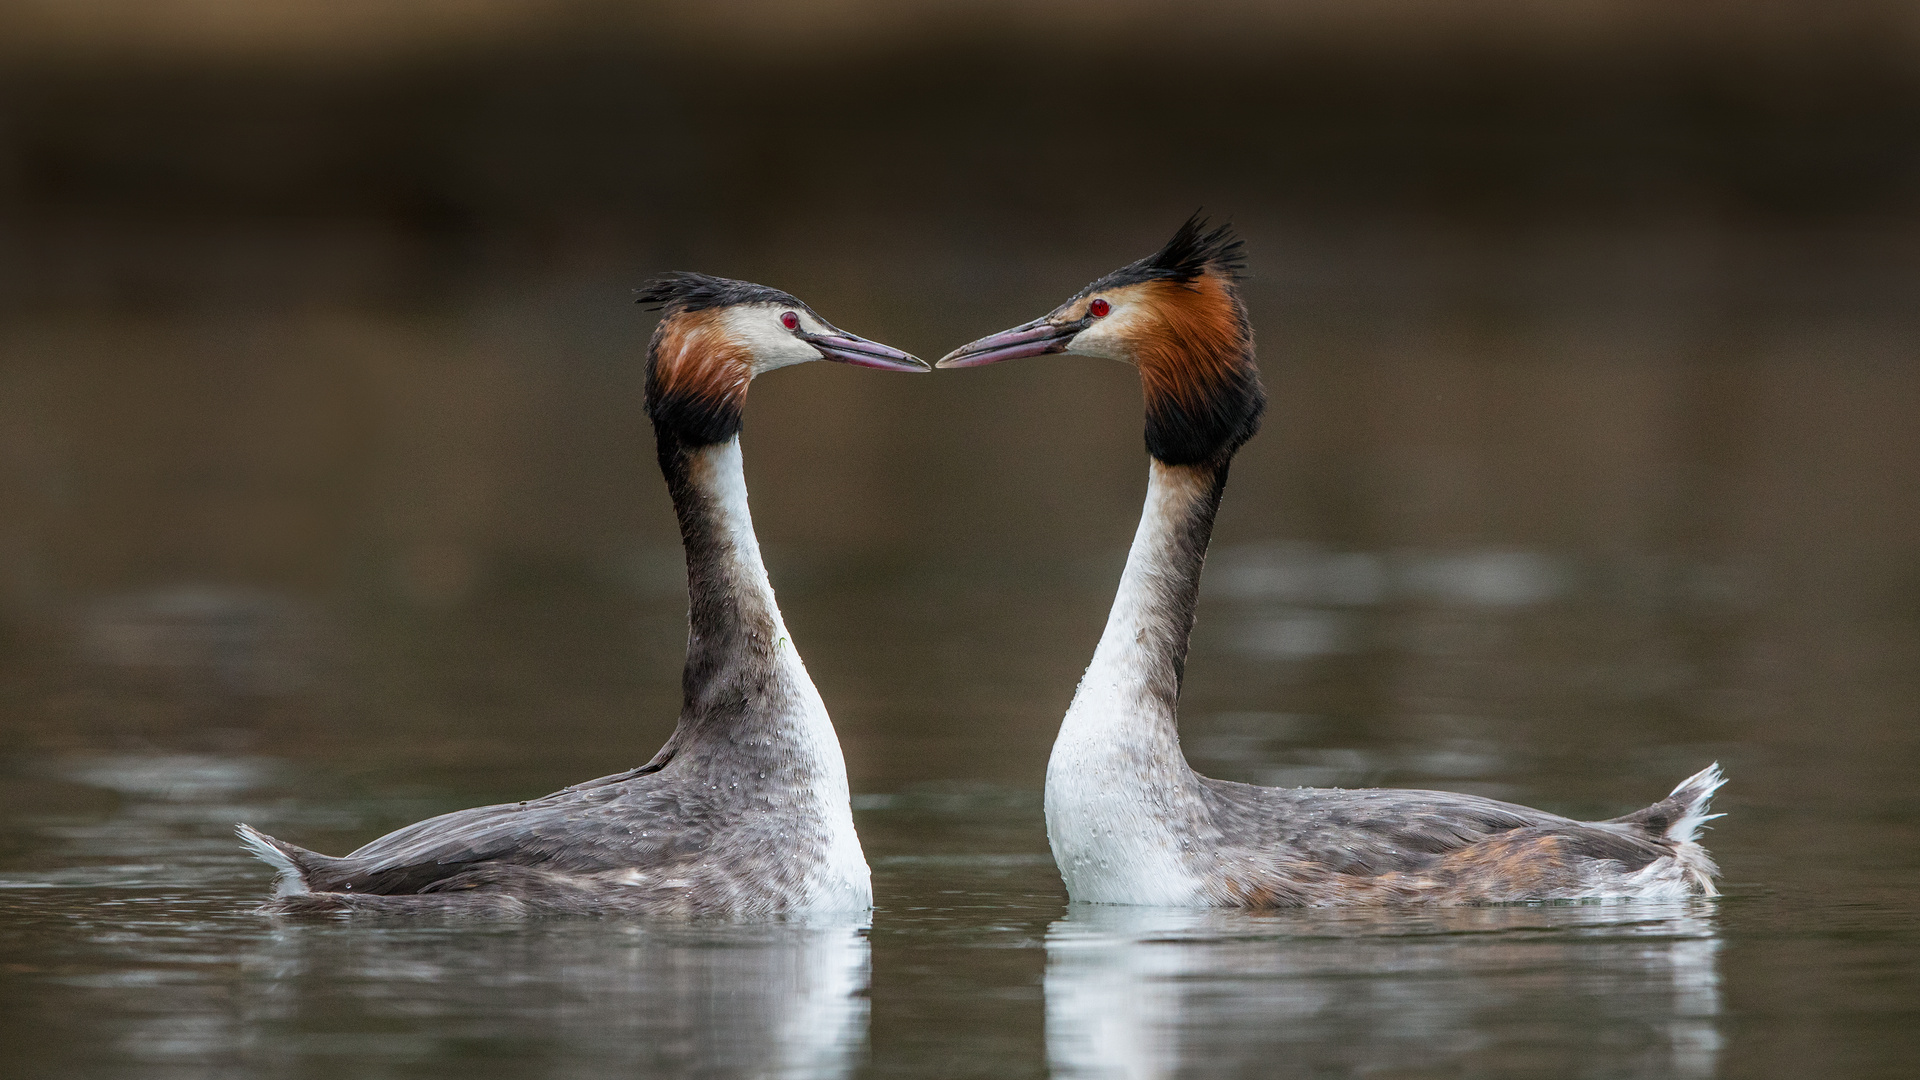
2,558,1915,1078
3,258,1919,1075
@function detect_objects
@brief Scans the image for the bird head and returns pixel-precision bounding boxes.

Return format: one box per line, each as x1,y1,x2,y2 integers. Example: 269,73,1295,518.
937,215,1265,466
639,272,926,447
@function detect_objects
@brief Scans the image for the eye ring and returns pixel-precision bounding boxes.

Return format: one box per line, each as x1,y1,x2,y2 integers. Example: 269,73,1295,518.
1088,298,1110,318
780,311,800,331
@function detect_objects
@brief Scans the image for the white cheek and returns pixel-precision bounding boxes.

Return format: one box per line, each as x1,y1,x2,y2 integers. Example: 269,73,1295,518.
721,306,822,374
1064,308,1144,363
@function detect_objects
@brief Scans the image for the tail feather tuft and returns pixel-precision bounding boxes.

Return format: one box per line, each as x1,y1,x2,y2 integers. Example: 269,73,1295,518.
237,824,312,897
1662,762,1727,845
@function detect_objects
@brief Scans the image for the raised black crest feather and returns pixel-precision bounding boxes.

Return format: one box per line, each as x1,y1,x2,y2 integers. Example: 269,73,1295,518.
1078,213,1247,297
636,272,802,315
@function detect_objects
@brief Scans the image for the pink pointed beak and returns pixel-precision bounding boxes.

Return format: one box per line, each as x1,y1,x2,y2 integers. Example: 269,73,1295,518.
935,316,1087,369
798,330,929,372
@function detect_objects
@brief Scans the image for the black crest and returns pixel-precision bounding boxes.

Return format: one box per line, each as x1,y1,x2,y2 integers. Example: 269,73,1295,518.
1078,213,1246,297
636,272,802,315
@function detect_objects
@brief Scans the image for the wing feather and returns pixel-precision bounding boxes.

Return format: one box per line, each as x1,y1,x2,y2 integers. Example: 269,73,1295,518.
306,771,712,895
1200,779,1665,876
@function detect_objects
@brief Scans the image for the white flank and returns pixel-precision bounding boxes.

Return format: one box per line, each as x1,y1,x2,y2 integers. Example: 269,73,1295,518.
1663,762,1728,896
236,824,310,897
1613,856,1711,901
1665,762,1728,845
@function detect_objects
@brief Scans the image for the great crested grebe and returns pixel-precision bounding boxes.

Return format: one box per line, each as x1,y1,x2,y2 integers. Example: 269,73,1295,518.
238,273,927,915
939,217,1724,905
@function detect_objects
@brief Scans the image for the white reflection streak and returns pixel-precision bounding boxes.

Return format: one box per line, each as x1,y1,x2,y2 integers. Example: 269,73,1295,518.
235,915,870,1078
1668,933,1725,1075
1046,908,1207,1080
771,921,872,1080
1046,903,1721,1080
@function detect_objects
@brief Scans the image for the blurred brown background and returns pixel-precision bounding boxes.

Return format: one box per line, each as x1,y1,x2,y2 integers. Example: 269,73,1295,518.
1,0,1916,787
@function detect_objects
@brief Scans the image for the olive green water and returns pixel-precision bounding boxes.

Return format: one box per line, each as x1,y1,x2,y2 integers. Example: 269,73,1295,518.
2,238,1919,1078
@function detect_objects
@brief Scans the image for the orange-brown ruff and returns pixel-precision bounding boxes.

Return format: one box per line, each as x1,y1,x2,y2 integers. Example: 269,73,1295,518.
1120,275,1251,449
940,215,1725,906
650,309,750,414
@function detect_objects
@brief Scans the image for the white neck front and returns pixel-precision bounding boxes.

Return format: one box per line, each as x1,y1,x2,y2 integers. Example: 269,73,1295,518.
690,437,787,635
677,437,832,752
675,436,869,908
1046,461,1223,905
1059,461,1217,755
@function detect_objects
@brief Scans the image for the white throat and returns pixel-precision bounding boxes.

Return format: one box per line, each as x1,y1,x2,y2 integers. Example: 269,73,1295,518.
1045,462,1217,905
693,437,786,620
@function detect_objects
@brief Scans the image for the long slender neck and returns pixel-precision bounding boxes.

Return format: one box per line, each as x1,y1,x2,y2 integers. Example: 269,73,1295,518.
1060,458,1228,757
656,435,816,757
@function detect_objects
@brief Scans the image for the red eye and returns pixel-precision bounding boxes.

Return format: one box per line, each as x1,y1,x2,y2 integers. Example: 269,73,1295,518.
1088,298,1110,318
780,311,800,331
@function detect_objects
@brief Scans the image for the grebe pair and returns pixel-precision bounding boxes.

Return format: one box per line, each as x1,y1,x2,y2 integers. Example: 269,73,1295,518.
240,221,1723,914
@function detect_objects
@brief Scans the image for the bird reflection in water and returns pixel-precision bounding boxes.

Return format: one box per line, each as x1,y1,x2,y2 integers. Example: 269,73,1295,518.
238,914,871,1078
1046,902,1720,1079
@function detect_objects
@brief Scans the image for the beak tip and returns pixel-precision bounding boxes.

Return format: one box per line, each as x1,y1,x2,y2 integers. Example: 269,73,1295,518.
808,332,930,372
934,347,990,369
